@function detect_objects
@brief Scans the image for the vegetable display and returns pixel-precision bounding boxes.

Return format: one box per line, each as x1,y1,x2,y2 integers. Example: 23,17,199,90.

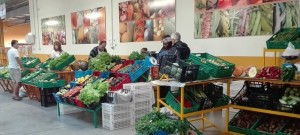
111,55,121,63
76,75,91,84
30,73,57,82
281,66,296,82
255,66,282,79
230,111,260,129
78,79,108,105
128,51,145,60
89,52,115,72
272,30,297,41
135,111,189,135
279,87,300,108
49,52,70,69
254,116,287,134
282,120,300,135
0,68,8,76
108,76,126,87
64,86,82,97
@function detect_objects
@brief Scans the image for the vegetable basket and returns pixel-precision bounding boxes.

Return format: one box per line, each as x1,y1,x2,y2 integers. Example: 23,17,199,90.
278,119,300,135
212,94,230,107
250,116,288,135
266,28,300,49
229,111,260,135
128,60,151,82
160,59,199,82
35,80,66,88
111,60,134,72
165,91,200,114
109,73,131,91
21,70,44,84
40,58,54,69
189,53,234,78
21,57,41,68
51,55,76,71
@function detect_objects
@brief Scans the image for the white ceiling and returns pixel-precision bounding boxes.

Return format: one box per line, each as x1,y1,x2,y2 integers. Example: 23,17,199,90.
4,0,29,27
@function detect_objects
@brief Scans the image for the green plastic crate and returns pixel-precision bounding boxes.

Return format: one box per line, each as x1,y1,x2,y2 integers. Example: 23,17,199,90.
196,68,210,80
40,58,54,69
189,53,235,78
22,57,41,68
250,116,287,135
213,94,230,107
266,28,300,49
21,70,44,83
35,80,66,88
165,91,200,114
51,55,75,71
229,111,260,135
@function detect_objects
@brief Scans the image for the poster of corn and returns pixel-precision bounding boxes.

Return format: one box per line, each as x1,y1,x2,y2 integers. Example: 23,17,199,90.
194,0,300,38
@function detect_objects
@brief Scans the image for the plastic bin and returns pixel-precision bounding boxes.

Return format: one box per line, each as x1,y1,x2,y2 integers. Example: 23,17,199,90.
165,91,200,114
51,55,76,71
160,59,199,82
189,53,235,78
35,80,66,88
266,28,300,49
229,111,261,135
109,73,131,91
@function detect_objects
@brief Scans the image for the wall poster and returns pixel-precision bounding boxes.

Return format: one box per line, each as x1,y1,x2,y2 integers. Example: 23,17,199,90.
41,15,66,45
194,0,300,39
119,0,176,43
71,7,106,44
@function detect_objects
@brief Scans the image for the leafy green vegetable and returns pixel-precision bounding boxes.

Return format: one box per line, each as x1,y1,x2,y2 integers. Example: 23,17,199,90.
49,52,70,69
135,111,189,134
111,55,121,63
89,52,115,71
129,51,145,60
78,79,108,105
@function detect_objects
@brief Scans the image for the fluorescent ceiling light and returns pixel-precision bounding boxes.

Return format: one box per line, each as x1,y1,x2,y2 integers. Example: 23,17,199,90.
8,17,17,20
24,14,30,16
45,20,59,26
15,15,24,18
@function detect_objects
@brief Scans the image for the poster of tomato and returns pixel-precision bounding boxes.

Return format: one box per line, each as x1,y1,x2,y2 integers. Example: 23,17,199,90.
119,0,176,43
71,7,106,44
41,15,66,45
194,0,300,39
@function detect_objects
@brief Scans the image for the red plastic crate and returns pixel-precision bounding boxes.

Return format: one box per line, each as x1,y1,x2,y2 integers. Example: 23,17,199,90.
111,60,134,73
109,73,131,91
74,97,86,108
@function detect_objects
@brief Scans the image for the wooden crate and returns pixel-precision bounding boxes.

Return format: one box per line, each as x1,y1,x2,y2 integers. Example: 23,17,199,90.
54,70,75,84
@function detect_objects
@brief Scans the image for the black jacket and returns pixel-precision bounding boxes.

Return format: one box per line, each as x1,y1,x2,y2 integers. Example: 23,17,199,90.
89,46,107,60
171,41,190,60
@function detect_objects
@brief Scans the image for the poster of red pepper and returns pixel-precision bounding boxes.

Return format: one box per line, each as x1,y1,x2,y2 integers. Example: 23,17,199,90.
71,7,106,44
119,0,176,43
41,15,66,45
194,0,300,39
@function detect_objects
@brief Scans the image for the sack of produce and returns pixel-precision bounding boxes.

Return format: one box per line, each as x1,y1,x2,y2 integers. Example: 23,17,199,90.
282,42,300,59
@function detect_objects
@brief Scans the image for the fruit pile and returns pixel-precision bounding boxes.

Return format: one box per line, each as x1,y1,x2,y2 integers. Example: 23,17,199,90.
255,66,282,79
282,120,300,135
76,75,91,84
255,116,287,134
230,111,260,129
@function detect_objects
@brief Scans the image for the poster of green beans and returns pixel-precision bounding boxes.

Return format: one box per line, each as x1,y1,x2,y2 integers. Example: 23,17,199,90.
194,0,300,39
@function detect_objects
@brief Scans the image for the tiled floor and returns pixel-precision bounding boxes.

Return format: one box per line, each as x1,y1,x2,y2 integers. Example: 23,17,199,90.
0,81,245,135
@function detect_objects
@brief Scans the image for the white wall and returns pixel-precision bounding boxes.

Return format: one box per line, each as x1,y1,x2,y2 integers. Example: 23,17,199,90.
30,0,272,57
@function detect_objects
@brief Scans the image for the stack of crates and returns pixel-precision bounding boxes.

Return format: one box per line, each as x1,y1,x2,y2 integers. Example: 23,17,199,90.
123,82,154,124
101,103,134,130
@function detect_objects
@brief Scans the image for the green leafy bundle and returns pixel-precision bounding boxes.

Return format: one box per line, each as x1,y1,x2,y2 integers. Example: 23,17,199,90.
89,52,115,71
135,111,189,134
49,52,70,69
111,55,121,63
78,79,108,105
129,51,145,60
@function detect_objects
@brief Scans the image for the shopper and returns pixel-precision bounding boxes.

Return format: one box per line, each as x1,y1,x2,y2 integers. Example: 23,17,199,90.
140,48,148,55
170,32,191,60
7,40,24,101
89,41,107,59
158,35,173,60
50,41,64,58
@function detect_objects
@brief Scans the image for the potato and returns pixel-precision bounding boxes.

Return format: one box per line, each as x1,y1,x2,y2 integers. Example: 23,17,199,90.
121,32,130,42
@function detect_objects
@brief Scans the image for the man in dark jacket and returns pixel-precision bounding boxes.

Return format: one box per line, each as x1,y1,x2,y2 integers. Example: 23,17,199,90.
89,41,107,60
170,32,191,60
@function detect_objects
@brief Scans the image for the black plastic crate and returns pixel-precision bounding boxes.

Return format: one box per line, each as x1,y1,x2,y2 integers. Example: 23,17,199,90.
244,81,268,94
204,83,223,100
160,59,199,82
159,55,177,70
